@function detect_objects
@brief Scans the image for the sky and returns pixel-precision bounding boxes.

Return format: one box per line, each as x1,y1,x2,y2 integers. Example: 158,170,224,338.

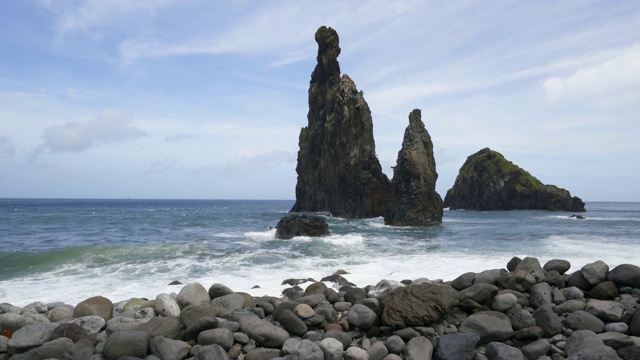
1,1,639,201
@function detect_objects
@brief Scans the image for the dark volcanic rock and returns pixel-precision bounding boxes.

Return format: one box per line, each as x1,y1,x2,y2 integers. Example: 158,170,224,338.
444,148,586,211
290,26,392,218
384,109,443,226
275,214,330,239
381,283,459,329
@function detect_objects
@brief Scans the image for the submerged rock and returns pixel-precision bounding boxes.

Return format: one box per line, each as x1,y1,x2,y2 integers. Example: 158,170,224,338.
384,109,443,226
444,148,586,211
275,214,330,239
290,26,392,218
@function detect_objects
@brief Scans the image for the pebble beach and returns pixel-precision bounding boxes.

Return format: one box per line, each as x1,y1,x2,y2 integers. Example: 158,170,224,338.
1,256,639,360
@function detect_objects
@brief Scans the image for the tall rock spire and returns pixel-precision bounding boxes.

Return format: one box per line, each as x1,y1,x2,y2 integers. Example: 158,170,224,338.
290,26,392,218
385,109,443,226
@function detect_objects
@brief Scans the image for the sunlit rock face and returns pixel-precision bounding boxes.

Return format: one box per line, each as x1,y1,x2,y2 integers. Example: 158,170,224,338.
444,148,586,212
291,26,391,218
384,109,443,226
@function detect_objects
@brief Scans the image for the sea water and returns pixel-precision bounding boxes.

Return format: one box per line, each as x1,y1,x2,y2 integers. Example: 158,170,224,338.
0,199,638,306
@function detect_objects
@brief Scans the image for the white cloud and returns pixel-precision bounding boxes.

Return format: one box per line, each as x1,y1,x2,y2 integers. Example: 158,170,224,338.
41,0,176,34
543,44,640,104
42,109,146,153
142,158,178,175
0,136,16,157
190,149,296,178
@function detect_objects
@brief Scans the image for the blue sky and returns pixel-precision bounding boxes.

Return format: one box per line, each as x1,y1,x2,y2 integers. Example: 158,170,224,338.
1,1,639,201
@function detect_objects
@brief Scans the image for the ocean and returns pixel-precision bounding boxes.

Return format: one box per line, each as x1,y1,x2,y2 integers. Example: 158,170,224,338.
1,199,638,307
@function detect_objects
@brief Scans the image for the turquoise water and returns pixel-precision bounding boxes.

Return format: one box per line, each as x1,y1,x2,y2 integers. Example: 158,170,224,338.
0,199,638,306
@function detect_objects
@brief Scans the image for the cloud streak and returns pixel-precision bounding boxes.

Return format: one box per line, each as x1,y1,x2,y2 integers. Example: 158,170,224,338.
42,110,146,153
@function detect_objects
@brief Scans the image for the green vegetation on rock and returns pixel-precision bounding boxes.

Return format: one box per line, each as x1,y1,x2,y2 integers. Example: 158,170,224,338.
444,148,585,212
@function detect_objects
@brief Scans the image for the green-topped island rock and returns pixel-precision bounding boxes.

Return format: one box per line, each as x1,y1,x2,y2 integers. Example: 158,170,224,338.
444,148,586,212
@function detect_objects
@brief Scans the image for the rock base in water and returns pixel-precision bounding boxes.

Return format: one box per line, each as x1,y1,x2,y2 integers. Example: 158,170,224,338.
444,148,586,212
275,214,330,239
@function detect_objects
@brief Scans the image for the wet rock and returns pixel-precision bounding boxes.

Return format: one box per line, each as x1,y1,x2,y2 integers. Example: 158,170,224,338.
529,282,554,309
451,272,477,291
70,315,105,335
210,294,246,319
368,280,405,299
275,215,331,239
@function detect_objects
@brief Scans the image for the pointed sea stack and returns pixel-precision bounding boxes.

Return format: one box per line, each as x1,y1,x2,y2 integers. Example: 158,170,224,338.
384,109,443,226
444,148,586,212
290,26,392,218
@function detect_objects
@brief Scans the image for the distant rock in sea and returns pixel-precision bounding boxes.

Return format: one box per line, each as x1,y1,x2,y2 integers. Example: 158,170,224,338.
385,109,443,226
444,147,586,212
290,26,392,218
275,214,330,239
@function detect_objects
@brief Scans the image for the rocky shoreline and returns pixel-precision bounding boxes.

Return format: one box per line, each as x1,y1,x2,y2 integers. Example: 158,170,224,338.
1,257,639,360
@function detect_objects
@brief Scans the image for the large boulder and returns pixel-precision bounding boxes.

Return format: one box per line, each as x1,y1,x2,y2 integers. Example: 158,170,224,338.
381,283,459,328
607,264,640,288
275,214,330,239
239,316,290,348
73,295,113,322
384,109,443,226
290,26,392,218
444,147,585,211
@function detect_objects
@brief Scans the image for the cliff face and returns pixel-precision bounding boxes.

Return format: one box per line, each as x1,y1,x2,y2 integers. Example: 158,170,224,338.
384,109,443,226
443,148,586,212
290,26,392,218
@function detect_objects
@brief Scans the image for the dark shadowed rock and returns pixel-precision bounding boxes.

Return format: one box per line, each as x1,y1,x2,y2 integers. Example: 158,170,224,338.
485,341,525,360
103,330,150,360
533,304,563,337
381,283,459,329
608,264,640,288
384,109,443,226
590,281,619,300
290,26,392,218
459,311,514,344
444,148,586,211
275,214,330,239
434,332,479,360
